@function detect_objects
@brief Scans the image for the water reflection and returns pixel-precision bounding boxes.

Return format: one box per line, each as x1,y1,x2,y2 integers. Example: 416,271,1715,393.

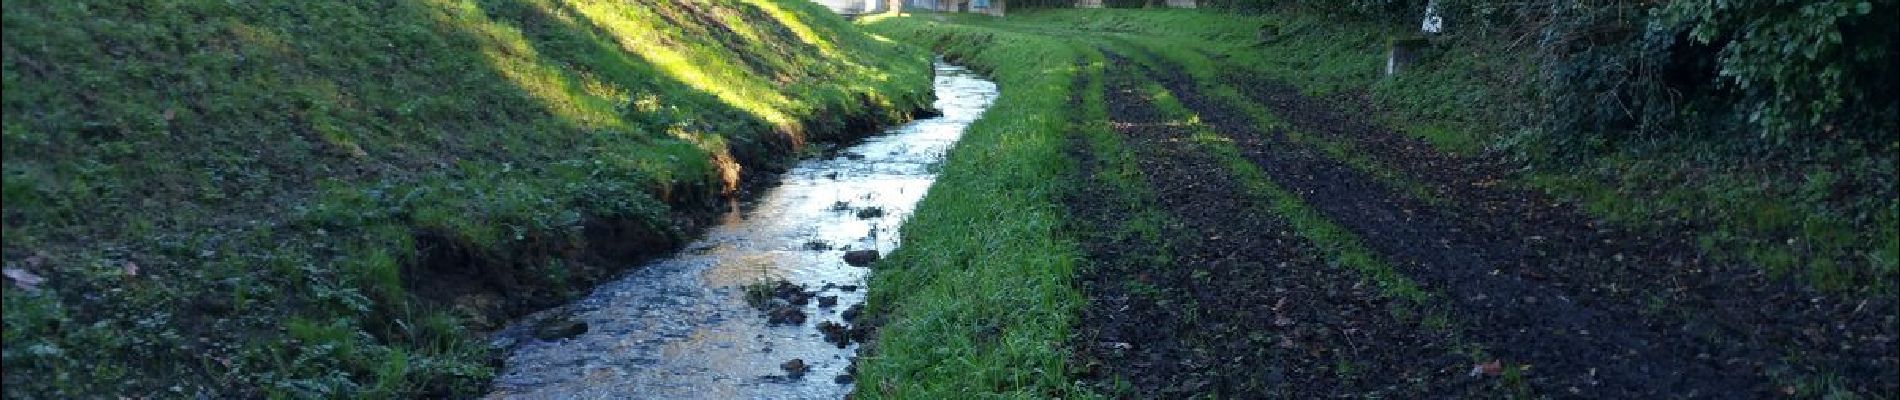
487,62,996,399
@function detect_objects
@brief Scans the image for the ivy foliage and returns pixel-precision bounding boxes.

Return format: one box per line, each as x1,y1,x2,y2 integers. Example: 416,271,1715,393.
1656,0,1896,144
1163,0,1898,155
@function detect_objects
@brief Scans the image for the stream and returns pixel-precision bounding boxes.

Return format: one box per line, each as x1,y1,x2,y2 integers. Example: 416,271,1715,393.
486,61,996,399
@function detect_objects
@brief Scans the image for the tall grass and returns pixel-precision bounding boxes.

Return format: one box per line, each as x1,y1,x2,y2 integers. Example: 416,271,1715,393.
853,14,1094,398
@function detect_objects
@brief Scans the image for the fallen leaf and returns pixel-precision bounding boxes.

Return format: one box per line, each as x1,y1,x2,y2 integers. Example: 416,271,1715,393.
1469,360,1503,377
4,268,46,291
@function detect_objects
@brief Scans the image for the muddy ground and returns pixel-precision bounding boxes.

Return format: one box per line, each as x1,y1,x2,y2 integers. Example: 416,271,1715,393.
1067,55,1482,398
1065,48,1897,398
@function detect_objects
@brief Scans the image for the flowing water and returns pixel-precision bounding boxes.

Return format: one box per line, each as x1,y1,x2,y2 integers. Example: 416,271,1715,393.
486,62,996,399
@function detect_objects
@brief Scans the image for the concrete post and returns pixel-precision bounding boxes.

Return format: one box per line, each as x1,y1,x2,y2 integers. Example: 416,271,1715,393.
1386,37,1426,76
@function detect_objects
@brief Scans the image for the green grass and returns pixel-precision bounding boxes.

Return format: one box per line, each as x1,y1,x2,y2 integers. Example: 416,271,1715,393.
876,8,1889,396
908,16,1452,300
940,7,1899,296
854,12,1490,396
852,13,1095,399
1,0,930,396
918,13,1453,207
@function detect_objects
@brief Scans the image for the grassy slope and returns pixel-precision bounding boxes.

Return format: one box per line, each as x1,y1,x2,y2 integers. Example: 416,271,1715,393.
0,0,928,397
853,14,1092,398
983,8,1898,296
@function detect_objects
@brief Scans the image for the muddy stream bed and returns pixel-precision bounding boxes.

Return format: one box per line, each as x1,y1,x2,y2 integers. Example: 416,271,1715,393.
485,62,995,399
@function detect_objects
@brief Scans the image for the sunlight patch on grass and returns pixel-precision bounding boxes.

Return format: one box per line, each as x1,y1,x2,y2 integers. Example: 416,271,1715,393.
427,0,627,130
570,2,799,132
738,0,842,58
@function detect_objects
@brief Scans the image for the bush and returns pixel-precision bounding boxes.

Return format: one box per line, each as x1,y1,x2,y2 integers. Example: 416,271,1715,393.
1655,0,1896,145
1189,0,1897,155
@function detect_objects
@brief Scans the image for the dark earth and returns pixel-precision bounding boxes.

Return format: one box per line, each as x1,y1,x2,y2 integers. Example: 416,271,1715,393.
1064,48,1899,398
1067,56,1481,398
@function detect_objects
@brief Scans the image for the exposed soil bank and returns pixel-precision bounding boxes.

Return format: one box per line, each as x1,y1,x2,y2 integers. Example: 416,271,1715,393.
410,94,934,333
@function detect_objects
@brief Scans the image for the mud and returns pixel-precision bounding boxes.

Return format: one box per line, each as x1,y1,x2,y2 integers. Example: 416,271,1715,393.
1065,55,1482,398
1134,47,1897,396
1218,76,1899,396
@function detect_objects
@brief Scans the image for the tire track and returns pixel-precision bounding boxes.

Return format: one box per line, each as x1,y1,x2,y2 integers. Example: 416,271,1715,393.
1217,73,1898,396
1065,53,1478,398
1128,50,1777,397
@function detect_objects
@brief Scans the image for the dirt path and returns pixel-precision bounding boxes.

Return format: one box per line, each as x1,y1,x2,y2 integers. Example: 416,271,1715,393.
1065,55,1485,398
1126,57,1741,397
1115,47,1897,396
1214,63,1896,397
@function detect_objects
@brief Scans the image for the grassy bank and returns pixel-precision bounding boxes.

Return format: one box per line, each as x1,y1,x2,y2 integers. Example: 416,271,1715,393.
851,14,1092,398
0,0,929,396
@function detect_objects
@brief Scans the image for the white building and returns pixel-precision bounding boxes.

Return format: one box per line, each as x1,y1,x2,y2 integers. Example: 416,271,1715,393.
811,0,891,15
903,0,1006,16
